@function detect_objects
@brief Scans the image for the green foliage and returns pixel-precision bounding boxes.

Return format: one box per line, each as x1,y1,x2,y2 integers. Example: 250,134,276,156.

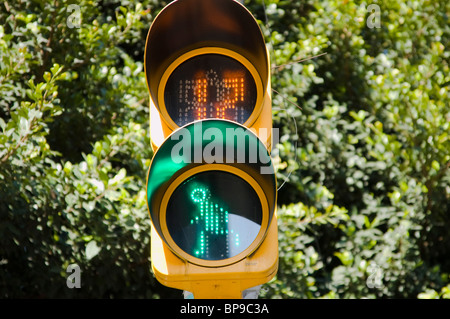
1,0,449,299
0,0,171,298
248,0,450,298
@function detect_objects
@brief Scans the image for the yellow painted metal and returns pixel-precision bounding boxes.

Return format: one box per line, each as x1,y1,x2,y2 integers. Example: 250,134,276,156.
150,211,278,299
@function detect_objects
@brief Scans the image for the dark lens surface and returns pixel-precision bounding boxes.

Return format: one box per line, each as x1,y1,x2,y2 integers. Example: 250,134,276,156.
164,54,257,126
166,171,262,261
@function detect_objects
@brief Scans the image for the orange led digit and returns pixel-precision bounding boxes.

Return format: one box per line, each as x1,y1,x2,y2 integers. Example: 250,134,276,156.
220,76,245,119
240,78,244,102
195,78,208,120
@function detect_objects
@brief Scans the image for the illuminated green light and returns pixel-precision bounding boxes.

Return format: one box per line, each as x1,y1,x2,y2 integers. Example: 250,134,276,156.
188,187,235,259
166,171,263,261
191,188,207,203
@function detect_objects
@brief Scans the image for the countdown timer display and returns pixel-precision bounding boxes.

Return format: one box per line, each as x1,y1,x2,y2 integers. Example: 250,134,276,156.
164,54,258,127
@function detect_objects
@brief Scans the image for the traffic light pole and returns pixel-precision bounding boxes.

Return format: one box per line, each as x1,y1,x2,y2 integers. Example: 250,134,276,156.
185,285,262,299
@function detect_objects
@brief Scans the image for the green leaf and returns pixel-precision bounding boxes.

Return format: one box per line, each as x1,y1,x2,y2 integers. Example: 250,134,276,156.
0,117,6,132
85,241,101,260
43,71,51,83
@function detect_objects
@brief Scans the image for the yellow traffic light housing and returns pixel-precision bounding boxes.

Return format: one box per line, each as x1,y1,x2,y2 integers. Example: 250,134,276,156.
144,0,277,299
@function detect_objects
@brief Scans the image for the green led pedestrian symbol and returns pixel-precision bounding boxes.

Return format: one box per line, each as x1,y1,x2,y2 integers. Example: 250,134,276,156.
190,187,239,259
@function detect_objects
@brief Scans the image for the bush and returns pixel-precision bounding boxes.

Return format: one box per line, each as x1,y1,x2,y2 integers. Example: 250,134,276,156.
249,0,450,298
0,0,174,298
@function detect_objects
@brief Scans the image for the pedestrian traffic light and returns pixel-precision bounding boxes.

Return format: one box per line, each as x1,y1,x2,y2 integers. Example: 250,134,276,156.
144,0,277,299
